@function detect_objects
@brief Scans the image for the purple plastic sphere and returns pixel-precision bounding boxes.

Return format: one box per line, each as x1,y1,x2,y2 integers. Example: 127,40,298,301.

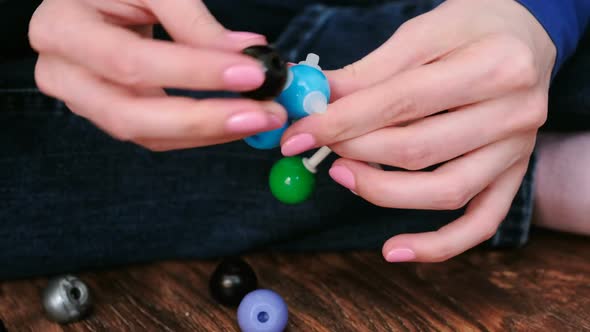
237,289,288,332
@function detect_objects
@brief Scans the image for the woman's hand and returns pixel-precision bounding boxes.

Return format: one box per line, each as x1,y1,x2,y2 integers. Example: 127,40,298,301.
280,0,556,262
28,0,286,151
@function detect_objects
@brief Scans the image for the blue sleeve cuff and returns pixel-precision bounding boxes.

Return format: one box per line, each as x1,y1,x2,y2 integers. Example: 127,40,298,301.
515,0,590,78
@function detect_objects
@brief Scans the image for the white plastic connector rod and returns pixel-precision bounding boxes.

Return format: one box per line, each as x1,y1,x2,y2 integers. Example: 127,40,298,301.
302,146,332,174
299,53,321,70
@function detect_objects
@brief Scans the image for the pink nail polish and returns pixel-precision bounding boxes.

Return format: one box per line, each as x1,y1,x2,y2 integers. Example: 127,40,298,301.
281,133,316,156
224,65,265,90
329,166,356,190
268,114,284,128
226,112,271,133
227,31,267,42
386,249,416,262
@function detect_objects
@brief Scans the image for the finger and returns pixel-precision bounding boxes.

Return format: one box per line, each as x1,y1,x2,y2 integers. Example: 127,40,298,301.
381,161,529,263
36,55,287,145
325,2,471,100
323,0,517,100
29,15,267,91
281,34,537,156
331,91,546,170
327,133,534,210
79,0,157,24
143,0,267,50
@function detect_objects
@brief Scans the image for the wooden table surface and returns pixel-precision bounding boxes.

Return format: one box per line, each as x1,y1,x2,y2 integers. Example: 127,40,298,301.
1,229,589,332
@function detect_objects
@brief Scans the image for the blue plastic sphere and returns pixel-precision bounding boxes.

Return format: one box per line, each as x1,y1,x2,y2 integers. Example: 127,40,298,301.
276,64,330,120
237,289,288,332
243,121,289,150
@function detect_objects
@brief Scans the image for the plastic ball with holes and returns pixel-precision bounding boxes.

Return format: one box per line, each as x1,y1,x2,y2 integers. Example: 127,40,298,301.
237,289,288,332
42,275,92,324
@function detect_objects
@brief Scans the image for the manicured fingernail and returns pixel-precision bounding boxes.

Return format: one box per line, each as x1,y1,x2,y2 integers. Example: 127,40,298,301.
329,166,356,190
386,249,416,262
268,113,284,127
227,31,267,42
224,65,265,90
281,133,315,156
226,111,276,133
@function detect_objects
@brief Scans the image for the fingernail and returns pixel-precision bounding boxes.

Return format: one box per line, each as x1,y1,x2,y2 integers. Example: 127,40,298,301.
281,133,315,156
227,31,267,42
226,111,276,133
268,113,284,128
329,166,356,190
386,249,416,262
224,65,265,90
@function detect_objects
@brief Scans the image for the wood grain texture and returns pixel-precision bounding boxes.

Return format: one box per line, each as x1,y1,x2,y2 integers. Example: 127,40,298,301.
1,229,589,332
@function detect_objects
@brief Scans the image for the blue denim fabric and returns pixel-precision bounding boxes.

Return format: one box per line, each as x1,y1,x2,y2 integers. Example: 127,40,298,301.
1,0,588,279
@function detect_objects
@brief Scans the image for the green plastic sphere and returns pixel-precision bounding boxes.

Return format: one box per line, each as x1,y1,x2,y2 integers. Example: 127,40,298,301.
269,157,316,204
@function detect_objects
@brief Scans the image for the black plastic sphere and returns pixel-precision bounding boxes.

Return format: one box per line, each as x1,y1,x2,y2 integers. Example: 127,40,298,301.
241,45,288,100
42,275,92,324
209,257,258,307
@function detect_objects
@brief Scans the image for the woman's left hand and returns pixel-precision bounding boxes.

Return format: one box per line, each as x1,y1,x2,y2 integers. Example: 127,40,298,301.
280,0,556,263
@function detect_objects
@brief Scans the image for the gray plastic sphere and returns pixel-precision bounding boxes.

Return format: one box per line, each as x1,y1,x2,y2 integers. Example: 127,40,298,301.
42,275,92,323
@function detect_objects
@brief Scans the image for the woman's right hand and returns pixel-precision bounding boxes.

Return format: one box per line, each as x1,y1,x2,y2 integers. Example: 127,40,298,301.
28,0,287,151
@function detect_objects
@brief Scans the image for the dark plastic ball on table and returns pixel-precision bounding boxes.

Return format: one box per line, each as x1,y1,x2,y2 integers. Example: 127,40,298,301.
209,257,258,307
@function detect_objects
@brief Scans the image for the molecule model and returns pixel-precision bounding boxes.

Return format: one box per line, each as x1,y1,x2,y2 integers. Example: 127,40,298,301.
242,47,330,150
268,146,332,204
276,53,331,120
240,45,288,101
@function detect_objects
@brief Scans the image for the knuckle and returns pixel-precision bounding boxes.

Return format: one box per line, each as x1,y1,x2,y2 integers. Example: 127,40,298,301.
141,142,168,152
435,183,471,210
100,110,135,141
480,223,500,242
110,46,144,86
180,114,207,137
326,117,355,143
491,35,538,89
395,141,430,170
33,60,56,97
340,63,361,81
380,93,416,125
64,102,85,117
505,92,548,132
188,11,222,36
524,93,548,128
395,17,421,38
28,10,56,52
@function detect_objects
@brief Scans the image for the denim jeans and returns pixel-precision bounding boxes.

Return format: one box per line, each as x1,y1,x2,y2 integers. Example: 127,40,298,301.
1,0,589,279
